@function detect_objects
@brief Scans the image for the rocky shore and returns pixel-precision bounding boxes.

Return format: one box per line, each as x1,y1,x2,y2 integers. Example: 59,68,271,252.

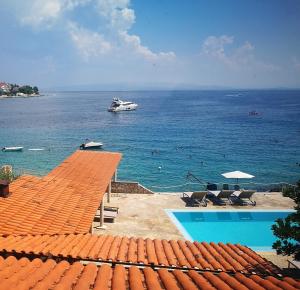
0,93,40,99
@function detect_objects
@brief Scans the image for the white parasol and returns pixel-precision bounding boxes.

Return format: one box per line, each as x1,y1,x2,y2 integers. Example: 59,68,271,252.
221,170,254,184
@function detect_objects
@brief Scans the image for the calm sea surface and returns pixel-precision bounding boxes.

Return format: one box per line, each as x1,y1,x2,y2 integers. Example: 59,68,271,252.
0,90,300,191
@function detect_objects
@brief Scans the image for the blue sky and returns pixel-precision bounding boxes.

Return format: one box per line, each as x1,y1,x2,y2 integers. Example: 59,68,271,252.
1,0,300,89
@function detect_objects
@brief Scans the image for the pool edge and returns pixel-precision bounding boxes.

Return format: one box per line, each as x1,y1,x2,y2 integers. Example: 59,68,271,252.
165,208,295,252
165,209,194,241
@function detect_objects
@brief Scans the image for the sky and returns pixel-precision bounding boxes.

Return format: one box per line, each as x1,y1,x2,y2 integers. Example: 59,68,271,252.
0,0,300,90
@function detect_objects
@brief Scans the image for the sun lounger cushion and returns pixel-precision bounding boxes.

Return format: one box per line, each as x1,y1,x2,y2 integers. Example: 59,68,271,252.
104,205,119,213
231,190,256,205
104,210,118,218
208,190,221,197
183,191,207,206
183,192,194,198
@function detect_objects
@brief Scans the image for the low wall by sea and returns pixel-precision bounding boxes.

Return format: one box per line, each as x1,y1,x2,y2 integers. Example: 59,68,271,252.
111,181,154,194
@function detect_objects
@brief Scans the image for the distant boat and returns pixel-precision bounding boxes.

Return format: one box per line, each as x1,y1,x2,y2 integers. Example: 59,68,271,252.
80,141,103,150
249,110,259,116
108,98,138,112
2,146,23,152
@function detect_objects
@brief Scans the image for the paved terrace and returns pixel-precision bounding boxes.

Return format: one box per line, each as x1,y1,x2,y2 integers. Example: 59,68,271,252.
95,191,295,268
96,192,294,240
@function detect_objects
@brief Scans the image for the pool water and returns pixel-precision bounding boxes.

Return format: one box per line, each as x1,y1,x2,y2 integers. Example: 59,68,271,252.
168,210,294,251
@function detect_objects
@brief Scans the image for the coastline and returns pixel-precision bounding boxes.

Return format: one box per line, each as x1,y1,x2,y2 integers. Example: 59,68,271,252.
0,90,299,190
0,94,41,99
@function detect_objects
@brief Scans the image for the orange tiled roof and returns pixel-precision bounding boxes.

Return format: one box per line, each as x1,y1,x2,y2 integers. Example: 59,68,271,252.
0,234,281,276
45,150,121,191
0,151,121,235
0,255,299,290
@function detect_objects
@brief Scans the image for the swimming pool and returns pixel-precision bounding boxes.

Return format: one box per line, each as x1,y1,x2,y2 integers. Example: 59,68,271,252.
166,209,294,251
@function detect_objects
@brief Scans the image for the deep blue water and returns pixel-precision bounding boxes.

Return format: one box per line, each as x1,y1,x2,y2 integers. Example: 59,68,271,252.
0,90,300,191
171,210,293,250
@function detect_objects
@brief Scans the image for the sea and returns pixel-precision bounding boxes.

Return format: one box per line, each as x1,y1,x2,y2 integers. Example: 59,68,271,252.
0,90,300,192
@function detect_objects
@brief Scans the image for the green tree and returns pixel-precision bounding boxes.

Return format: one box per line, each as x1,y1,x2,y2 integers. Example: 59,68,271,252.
272,180,300,260
33,86,39,94
19,85,33,95
0,168,19,182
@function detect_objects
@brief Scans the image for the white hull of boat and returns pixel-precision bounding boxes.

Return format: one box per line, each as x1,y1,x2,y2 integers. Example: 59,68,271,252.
2,146,23,152
108,98,138,112
108,103,138,112
80,141,103,150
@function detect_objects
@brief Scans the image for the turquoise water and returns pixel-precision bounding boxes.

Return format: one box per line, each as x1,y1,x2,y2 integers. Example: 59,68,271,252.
169,210,294,250
0,90,300,191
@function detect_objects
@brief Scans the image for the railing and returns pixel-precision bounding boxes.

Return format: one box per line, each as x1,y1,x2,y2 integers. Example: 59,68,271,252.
149,181,296,193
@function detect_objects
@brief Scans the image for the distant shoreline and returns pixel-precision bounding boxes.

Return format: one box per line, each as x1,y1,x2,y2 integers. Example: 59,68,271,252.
0,94,41,99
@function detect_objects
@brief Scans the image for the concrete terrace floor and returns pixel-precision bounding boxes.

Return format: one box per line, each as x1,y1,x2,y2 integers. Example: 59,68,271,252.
93,191,295,269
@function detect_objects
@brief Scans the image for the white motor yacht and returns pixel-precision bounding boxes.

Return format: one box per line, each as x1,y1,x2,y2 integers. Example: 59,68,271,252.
2,146,23,152
108,98,138,112
80,141,103,150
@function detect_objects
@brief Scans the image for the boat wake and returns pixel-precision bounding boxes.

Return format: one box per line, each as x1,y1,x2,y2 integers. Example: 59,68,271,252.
28,148,45,151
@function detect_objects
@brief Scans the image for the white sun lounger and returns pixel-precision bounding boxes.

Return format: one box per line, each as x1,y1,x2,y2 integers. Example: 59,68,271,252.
232,190,256,206
94,208,118,223
183,191,207,207
104,210,118,221
208,190,234,204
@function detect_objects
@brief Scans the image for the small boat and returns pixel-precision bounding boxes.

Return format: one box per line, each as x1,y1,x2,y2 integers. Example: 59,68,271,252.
2,146,23,152
108,98,138,112
249,110,259,116
80,141,103,150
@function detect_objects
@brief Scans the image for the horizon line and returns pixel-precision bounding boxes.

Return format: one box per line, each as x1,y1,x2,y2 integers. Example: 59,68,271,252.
41,87,300,92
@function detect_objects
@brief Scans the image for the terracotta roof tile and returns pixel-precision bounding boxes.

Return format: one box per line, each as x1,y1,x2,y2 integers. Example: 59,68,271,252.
0,256,298,290
0,151,121,235
0,234,281,275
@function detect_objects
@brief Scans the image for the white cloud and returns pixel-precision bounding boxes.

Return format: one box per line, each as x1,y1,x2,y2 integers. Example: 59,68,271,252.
68,22,111,60
20,0,91,28
111,7,135,30
97,0,135,30
202,35,234,64
21,0,63,28
64,0,91,10
10,0,175,62
97,0,130,17
96,0,175,61
119,31,175,61
202,35,278,71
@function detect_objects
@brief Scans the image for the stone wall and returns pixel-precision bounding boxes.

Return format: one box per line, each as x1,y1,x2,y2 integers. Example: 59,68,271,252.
111,181,154,194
